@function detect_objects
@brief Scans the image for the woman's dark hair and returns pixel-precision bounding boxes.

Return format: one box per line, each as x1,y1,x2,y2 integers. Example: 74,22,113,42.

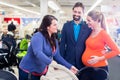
38,15,58,51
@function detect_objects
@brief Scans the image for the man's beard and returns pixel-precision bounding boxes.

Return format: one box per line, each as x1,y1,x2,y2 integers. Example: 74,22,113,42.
73,15,81,21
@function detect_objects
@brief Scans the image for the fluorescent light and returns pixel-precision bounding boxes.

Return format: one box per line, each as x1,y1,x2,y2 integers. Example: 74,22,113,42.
25,1,37,7
85,0,103,15
48,0,60,11
0,2,40,15
59,10,64,14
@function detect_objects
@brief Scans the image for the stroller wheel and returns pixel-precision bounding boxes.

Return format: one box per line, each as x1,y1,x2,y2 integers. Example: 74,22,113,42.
76,67,109,80
0,70,17,80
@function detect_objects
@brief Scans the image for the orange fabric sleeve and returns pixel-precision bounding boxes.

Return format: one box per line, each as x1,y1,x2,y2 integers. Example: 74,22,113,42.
102,31,120,59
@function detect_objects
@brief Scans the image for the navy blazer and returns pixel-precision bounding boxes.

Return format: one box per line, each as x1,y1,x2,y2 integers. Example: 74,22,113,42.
60,20,92,69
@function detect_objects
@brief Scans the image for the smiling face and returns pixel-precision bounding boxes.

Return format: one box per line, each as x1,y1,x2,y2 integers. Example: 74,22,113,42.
73,7,83,21
86,10,107,30
47,19,58,35
86,15,99,30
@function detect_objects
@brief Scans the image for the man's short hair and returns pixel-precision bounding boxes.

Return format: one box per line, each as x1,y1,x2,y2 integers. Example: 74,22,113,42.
72,2,84,12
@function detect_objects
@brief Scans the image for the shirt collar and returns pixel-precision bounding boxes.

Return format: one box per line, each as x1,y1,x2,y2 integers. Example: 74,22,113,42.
72,20,83,25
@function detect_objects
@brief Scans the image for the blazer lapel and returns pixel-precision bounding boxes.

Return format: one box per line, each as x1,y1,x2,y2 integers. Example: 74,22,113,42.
70,22,76,44
76,23,86,43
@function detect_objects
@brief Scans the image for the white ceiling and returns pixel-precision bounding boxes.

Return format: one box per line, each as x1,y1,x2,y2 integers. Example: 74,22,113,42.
0,0,119,31
0,0,119,17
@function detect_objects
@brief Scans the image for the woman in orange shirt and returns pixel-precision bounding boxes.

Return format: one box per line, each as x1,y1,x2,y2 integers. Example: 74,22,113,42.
82,10,120,80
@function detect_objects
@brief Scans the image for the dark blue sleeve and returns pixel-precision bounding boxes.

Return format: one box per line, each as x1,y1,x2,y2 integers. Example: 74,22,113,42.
54,40,72,69
59,23,67,58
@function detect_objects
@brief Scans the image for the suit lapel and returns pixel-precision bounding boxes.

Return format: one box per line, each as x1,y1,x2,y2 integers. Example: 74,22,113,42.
70,22,76,44
76,23,86,43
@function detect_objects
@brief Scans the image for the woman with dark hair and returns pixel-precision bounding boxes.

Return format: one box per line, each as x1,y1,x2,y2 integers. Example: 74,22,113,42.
19,15,78,80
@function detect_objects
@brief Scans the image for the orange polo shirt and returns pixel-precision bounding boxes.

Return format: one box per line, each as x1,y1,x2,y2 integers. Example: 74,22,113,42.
82,30,120,67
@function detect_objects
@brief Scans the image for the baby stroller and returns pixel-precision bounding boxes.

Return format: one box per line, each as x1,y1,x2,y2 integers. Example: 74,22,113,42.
0,40,17,72
41,61,78,80
0,69,17,80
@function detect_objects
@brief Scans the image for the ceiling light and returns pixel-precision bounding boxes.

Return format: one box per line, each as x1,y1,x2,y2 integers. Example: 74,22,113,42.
48,0,60,11
59,10,64,14
0,2,40,15
25,1,37,7
85,0,103,15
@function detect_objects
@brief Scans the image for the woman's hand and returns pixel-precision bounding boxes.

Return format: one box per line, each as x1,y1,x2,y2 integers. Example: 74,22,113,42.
87,56,105,65
70,66,78,74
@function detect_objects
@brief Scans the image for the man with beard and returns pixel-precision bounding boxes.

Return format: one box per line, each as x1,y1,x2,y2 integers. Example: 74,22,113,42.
59,2,92,79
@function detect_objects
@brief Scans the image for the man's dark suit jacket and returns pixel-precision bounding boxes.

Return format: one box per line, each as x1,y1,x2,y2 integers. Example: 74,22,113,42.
60,20,92,69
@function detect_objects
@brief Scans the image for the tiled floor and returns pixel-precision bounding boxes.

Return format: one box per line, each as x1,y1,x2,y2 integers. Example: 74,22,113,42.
108,56,120,80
